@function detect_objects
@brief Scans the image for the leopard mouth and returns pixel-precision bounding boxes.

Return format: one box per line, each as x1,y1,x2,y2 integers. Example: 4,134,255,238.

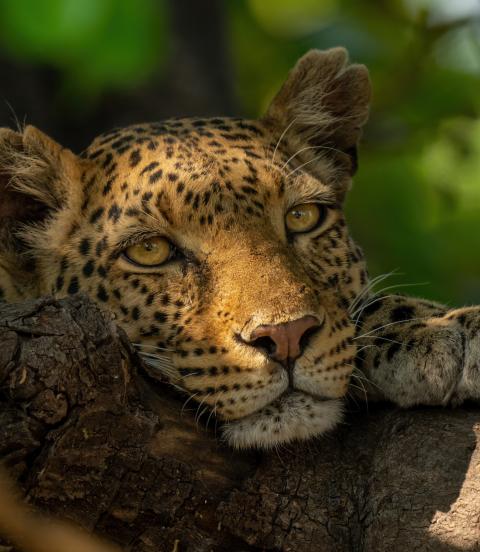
136,345,346,448
221,391,343,449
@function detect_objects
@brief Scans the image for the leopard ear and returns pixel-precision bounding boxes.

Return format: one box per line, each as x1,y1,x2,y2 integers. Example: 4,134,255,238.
0,126,83,297
264,48,371,182
0,125,82,218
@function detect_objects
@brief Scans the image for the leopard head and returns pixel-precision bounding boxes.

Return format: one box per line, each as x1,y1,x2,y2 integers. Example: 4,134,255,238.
0,48,371,448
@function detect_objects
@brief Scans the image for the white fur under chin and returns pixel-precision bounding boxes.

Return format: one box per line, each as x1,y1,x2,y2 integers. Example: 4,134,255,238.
222,392,343,449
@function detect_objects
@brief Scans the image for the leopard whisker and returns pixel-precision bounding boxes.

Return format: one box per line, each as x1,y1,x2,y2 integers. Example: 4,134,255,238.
355,344,376,353
205,402,218,431
137,351,173,363
270,117,298,168
281,144,339,172
369,280,430,297
352,279,430,323
346,388,362,409
354,316,433,340
348,382,369,410
138,351,178,381
137,207,167,228
181,392,201,416
348,365,384,393
195,405,211,427
352,293,402,326
138,351,172,364
132,342,174,352
349,271,399,315
284,154,324,179
350,276,396,314
285,145,349,179
353,335,403,345
194,394,212,427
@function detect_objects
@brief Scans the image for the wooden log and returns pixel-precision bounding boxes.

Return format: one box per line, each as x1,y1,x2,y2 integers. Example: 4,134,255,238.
0,296,478,551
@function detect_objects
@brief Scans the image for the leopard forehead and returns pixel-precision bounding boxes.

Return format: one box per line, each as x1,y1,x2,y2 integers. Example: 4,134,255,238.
82,118,338,225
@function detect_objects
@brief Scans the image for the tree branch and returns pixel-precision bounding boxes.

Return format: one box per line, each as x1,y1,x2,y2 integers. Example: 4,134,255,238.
0,295,478,551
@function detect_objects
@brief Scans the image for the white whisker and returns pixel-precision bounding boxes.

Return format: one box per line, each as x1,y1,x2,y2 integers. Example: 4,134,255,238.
133,342,174,352
285,154,322,179
352,294,397,325
194,394,212,427
285,145,348,179
205,402,218,431
348,365,385,394
181,392,200,416
271,117,297,168
281,144,341,172
349,271,399,315
354,316,429,340
352,280,429,321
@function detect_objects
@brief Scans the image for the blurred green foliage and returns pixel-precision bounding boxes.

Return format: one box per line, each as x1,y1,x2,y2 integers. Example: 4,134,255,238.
0,0,166,100
0,0,479,303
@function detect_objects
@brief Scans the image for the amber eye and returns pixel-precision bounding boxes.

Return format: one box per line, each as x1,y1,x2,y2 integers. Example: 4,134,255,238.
285,203,326,234
124,237,172,267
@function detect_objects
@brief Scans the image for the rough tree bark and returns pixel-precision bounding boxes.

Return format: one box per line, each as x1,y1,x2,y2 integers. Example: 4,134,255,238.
0,296,479,552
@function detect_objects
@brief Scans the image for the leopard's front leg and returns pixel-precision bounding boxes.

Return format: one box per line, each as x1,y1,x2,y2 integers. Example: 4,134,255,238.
353,295,480,407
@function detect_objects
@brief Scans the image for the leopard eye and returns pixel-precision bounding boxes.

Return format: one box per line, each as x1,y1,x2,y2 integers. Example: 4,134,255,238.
285,203,326,234
123,237,172,267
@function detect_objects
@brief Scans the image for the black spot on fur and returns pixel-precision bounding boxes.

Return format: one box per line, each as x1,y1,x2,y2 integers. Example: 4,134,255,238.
79,238,91,256
391,305,416,322
155,311,167,323
102,178,114,196
132,306,140,320
55,276,64,291
83,260,95,277
387,342,402,361
89,207,105,224
97,284,109,302
108,204,122,223
406,339,416,352
67,276,79,295
129,149,141,167
149,169,163,184
140,161,159,175
360,297,384,318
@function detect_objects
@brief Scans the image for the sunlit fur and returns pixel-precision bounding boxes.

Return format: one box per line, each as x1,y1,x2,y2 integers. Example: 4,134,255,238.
0,48,372,448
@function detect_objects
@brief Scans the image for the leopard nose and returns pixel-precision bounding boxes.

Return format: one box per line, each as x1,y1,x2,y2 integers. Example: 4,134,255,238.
247,315,322,363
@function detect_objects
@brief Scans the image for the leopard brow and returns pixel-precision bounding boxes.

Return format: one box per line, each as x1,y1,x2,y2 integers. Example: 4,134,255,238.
285,175,337,207
286,189,337,208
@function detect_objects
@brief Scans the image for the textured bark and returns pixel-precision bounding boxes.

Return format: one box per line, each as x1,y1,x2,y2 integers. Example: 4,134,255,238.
0,296,479,552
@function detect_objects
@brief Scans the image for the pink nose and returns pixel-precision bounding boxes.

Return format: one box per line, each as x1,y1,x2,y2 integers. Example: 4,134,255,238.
247,315,321,363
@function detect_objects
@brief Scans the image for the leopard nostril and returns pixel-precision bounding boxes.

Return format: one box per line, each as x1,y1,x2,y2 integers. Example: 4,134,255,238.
299,323,322,353
249,335,278,357
247,315,321,363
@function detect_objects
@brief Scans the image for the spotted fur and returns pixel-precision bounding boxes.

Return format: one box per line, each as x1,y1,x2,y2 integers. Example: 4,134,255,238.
0,48,479,448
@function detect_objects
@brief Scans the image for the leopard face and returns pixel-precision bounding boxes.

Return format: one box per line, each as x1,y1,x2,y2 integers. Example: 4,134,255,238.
0,48,371,448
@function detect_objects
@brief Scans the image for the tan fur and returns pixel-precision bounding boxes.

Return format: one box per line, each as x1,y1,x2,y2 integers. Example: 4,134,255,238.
1,48,479,450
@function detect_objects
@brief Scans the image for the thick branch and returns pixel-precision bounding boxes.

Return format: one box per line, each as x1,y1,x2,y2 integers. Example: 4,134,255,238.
0,296,478,551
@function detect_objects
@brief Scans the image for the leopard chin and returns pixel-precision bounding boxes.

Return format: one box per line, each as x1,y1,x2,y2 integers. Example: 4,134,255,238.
221,392,343,449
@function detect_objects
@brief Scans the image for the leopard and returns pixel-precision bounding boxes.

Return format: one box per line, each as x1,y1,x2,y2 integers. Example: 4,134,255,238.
0,48,479,449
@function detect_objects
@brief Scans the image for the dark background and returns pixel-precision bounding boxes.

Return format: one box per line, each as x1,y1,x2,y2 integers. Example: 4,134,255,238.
0,0,479,304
